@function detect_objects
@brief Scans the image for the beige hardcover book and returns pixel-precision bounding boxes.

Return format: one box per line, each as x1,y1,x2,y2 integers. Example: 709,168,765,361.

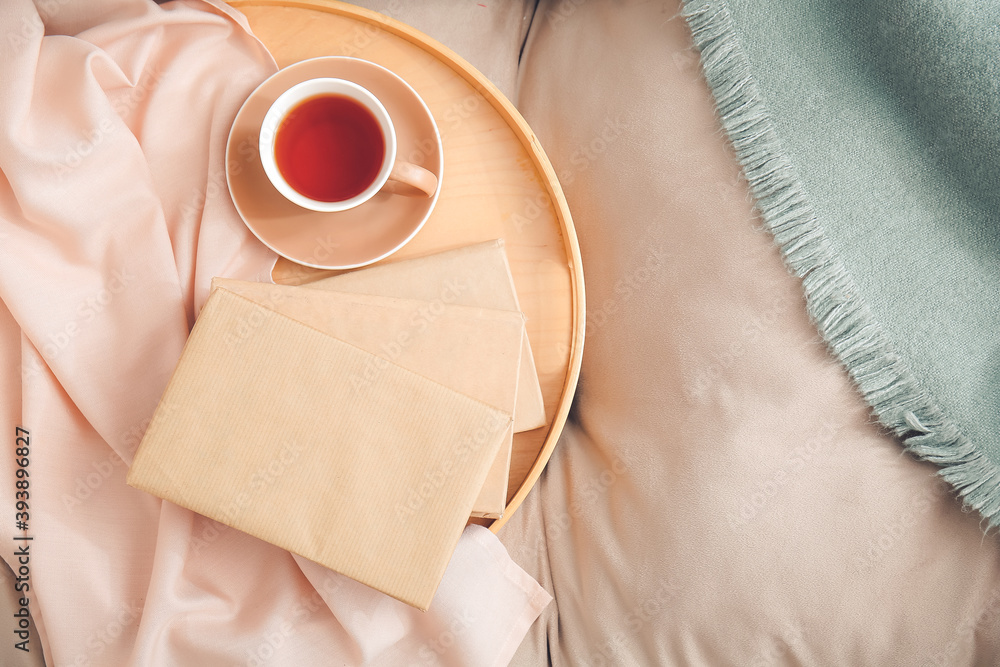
212,278,522,518
305,239,546,433
127,288,510,610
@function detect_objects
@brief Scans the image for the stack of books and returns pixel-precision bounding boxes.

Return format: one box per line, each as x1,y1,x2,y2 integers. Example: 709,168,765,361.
127,240,544,610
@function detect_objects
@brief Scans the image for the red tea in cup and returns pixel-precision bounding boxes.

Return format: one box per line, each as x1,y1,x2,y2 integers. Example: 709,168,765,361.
274,94,385,203
259,77,438,213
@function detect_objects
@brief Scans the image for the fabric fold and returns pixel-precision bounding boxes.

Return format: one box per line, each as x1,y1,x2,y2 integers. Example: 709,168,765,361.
0,0,546,664
681,0,1000,526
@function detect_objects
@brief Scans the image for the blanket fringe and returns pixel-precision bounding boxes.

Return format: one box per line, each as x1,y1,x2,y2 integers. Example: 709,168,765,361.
682,0,1000,527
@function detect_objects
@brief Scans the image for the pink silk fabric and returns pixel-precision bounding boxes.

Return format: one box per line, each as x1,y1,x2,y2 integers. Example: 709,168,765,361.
0,1,548,664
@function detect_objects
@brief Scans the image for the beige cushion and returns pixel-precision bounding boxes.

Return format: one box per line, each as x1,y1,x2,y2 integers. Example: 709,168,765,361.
499,0,1000,664
342,0,535,103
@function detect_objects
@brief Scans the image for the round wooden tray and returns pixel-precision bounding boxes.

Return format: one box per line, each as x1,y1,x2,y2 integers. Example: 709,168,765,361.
227,0,584,531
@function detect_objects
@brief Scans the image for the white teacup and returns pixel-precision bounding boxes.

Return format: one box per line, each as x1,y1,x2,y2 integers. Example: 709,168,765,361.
259,78,437,212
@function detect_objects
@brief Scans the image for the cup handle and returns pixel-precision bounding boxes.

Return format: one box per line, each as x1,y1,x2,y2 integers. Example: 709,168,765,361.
385,161,438,198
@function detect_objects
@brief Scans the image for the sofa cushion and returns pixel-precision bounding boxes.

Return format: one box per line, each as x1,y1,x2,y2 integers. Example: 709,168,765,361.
499,1,1000,664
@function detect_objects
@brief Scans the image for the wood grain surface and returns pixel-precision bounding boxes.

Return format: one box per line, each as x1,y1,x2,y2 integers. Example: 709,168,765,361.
227,0,584,530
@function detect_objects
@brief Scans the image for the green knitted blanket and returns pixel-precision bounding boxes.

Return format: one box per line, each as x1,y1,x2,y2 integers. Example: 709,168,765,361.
683,0,1000,523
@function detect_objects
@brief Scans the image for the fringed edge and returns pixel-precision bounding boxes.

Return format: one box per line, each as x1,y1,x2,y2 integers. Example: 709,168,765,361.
681,0,1000,527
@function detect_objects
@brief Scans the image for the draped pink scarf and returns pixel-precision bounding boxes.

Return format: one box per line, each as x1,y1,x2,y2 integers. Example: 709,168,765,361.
0,1,548,663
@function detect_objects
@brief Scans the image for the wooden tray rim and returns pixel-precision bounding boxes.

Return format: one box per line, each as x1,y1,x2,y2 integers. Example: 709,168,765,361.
227,0,586,531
